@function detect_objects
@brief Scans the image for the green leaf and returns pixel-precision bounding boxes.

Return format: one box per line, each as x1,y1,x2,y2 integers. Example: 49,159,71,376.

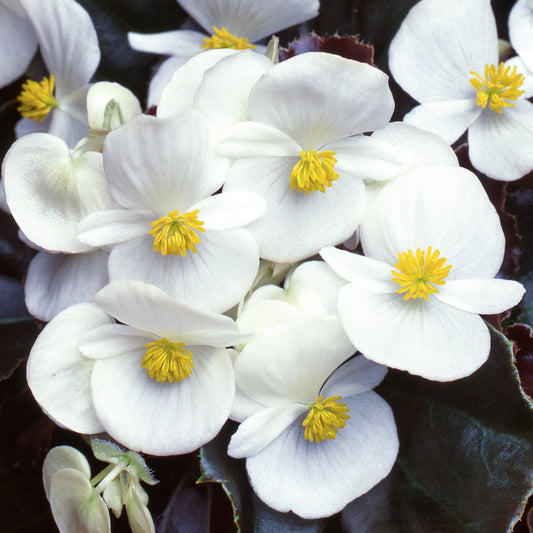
199,422,328,533
341,326,533,532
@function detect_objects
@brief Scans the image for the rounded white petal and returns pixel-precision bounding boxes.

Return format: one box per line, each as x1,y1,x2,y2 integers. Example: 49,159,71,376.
20,0,100,98
436,278,525,314
25,249,109,322
389,0,498,102
87,82,141,130
337,283,491,381
48,104,90,148
27,303,111,433
147,55,192,107
91,345,235,455
360,165,505,279
224,157,366,262
509,0,533,71
248,52,394,149
0,2,37,88
403,99,482,144
178,0,319,41
245,391,398,519
3,133,113,253
128,29,205,56
108,229,259,313
43,446,91,501
50,469,110,533
468,101,533,181
102,112,219,213
93,279,244,345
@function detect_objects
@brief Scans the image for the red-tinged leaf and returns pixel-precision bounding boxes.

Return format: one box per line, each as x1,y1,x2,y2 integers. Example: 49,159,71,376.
505,323,533,398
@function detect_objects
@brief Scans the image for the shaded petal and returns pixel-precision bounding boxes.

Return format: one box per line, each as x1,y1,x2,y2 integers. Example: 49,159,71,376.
337,283,491,381
403,99,481,144
436,278,525,314
27,304,110,433
509,0,533,71
505,56,533,99
25,249,109,322
128,29,205,56
108,228,259,313
248,52,394,149
87,82,141,130
91,345,234,455
468,100,533,181
388,0,497,102
178,0,319,41
245,391,398,519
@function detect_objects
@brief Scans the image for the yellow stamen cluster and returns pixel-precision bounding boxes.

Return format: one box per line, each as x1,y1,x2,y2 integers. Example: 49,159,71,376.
289,150,339,194
302,395,350,443
470,63,525,113
142,339,194,383
201,26,256,50
17,75,58,123
149,209,205,257
391,246,452,301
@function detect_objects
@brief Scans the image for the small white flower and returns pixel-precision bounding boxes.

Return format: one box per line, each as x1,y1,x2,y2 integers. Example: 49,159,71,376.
389,0,533,181
128,0,319,105
228,318,398,519
321,165,525,381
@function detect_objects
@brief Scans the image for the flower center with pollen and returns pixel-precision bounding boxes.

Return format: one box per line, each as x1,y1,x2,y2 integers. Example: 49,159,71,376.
302,395,350,443
470,63,525,114
17,75,58,123
391,246,452,301
142,339,194,383
289,150,339,195
149,209,205,257
201,26,256,50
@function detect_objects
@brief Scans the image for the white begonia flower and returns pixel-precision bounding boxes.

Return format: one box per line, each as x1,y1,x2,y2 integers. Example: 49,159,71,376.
388,0,533,181
228,318,398,519
15,0,100,147
218,52,395,263
28,280,247,455
128,0,319,105
78,111,265,313
320,165,526,382
0,0,37,88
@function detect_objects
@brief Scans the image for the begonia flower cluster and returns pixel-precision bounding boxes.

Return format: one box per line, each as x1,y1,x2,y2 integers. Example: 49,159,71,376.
0,0,529,528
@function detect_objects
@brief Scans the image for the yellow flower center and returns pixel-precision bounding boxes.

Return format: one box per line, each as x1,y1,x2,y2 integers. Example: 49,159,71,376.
17,75,58,123
289,150,339,195
391,246,452,301
201,26,256,50
142,339,194,383
149,209,205,257
470,63,525,114
302,395,350,443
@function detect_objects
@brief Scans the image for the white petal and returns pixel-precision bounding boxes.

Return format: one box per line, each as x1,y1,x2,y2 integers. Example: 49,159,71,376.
20,0,99,97
360,165,505,280
389,0,497,102
93,279,244,346
128,29,205,56
50,469,110,533
337,283,491,381
228,403,307,458
436,278,525,314
403,99,482,144
319,246,397,293
91,345,235,455
245,391,398,519
0,3,37,88
108,230,259,313
3,134,113,252
87,82,141,130
468,101,533,181
178,0,319,41
509,0,533,71
43,446,91,501
505,56,533,99
27,303,110,433
25,249,109,322
78,209,153,247
224,157,366,262
103,112,219,213
194,191,265,230
248,52,394,149
126,488,156,533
